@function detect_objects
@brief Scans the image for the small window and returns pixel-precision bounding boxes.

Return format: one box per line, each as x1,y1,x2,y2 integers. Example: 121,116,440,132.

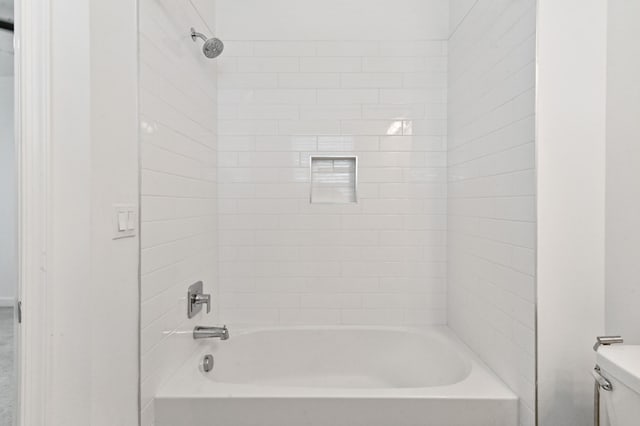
310,156,358,204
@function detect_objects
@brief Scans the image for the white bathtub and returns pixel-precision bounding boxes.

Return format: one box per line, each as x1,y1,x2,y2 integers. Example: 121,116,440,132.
155,326,517,426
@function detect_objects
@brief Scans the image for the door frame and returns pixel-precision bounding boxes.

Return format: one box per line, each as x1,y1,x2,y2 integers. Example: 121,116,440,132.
15,0,51,423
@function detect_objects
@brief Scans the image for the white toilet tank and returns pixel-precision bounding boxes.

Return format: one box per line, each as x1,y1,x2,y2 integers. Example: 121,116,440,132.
597,346,640,426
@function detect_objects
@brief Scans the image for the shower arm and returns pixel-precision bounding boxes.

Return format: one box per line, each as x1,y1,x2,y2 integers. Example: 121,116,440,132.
190,28,208,43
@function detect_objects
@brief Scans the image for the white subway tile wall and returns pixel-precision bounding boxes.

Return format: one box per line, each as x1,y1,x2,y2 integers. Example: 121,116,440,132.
217,39,448,327
447,1,536,425
139,0,218,425
215,0,449,42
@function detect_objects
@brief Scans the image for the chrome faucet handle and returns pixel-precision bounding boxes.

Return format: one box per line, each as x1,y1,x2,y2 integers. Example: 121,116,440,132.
192,293,211,314
187,281,211,318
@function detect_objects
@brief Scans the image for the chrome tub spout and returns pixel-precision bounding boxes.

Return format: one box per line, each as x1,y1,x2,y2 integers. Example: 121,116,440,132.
193,325,230,340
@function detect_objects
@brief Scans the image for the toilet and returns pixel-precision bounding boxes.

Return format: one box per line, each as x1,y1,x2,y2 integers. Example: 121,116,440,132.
596,345,640,426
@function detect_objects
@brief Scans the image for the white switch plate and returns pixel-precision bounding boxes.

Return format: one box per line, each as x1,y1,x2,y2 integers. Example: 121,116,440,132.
113,204,137,240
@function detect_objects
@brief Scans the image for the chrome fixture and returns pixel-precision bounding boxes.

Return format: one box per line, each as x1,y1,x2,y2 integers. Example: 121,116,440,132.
592,336,623,426
593,365,612,426
202,354,214,373
593,335,624,352
187,281,211,318
190,27,224,58
194,325,230,341
592,366,612,392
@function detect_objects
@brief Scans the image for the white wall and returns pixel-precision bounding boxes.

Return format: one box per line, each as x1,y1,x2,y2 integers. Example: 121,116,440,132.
216,0,448,327
88,0,140,423
536,0,607,424
0,0,11,21
48,2,93,422
605,0,640,345
0,28,15,307
47,0,140,424
138,0,218,424
447,1,537,425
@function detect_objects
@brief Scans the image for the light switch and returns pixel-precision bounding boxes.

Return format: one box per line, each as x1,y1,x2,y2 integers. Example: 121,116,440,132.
126,211,136,231
113,204,137,240
118,212,128,231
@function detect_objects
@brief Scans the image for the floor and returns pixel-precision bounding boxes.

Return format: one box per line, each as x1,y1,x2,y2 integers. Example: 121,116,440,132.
0,307,14,426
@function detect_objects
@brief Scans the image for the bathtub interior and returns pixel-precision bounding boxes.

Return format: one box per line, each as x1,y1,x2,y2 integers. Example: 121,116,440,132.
205,327,472,389
157,326,515,399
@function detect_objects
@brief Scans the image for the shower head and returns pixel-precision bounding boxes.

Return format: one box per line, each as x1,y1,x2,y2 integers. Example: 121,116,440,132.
190,27,224,59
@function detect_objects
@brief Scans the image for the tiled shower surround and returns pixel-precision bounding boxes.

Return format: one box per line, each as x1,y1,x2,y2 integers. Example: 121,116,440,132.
217,40,449,326
139,0,218,424
448,1,537,425
139,1,537,425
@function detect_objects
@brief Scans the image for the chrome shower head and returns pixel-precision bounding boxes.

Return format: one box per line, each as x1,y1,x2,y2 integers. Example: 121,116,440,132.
202,37,224,58
190,27,224,59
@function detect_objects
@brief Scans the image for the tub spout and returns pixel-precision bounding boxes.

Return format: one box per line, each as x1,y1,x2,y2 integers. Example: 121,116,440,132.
194,325,230,340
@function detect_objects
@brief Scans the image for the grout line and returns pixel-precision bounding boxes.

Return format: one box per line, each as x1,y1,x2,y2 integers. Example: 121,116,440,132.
448,0,480,40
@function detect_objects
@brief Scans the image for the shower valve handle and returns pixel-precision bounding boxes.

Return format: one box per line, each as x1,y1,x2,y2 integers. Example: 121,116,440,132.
191,293,211,314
